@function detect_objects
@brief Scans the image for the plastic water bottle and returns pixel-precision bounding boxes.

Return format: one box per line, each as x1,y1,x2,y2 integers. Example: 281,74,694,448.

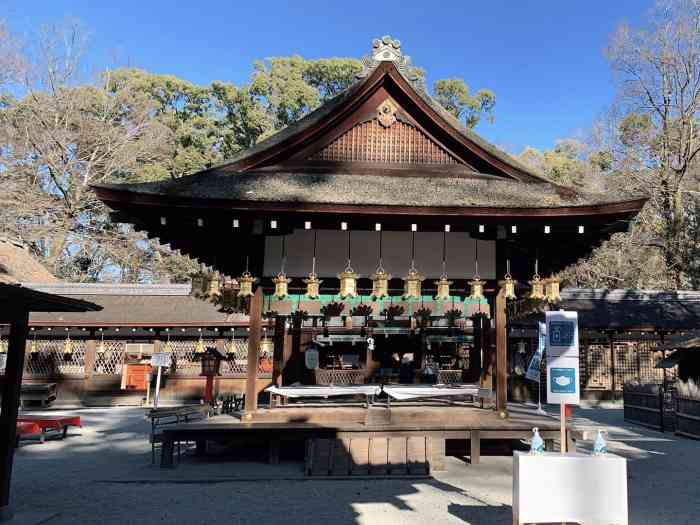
530,427,545,454
593,429,608,455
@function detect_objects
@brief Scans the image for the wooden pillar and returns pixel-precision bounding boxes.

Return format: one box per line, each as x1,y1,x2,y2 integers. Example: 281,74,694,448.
285,313,303,385
0,310,29,519
495,287,508,415
84,333,96,380
244,287,263,415
609,332,616,401
272,316,286,388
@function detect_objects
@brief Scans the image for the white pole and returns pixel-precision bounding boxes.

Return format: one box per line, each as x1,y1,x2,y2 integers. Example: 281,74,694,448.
154,366,162,409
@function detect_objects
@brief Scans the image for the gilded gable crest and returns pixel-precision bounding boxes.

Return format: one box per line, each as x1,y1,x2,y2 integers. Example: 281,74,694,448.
377,99,398,128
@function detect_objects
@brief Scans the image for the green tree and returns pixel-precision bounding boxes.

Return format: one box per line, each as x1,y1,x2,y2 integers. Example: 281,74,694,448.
433,78,495,128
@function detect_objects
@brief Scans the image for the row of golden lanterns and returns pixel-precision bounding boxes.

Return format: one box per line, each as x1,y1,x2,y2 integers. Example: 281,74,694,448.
236,230,561,303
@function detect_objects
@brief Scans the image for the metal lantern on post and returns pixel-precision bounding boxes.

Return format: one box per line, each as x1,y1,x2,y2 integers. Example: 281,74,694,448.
304,231,323,299
545,276,561,303
529,260,546,300
200,347,223,405
371,230,391,299
503,259,517,300
434,231,452,300
339,229,358,299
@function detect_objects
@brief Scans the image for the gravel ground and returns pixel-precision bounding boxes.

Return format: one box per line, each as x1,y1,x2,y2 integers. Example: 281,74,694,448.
8,404,698,524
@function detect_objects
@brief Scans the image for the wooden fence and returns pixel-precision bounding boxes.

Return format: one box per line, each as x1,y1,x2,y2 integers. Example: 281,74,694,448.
623,383,674,432
675,396,700,440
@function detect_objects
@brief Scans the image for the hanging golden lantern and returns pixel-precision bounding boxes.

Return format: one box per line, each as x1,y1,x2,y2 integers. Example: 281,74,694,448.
63,337,73,356
370,266,391,299
259,330,274,355
272,272,292,299
195,337,206,354
237,270,257,298
338,264,359,299
29,340,38,354
163,341,173,353
402,266,424,300
529,273,546,300
468,277,485,300
434,275,452,301
503,274,517,300
545,277,561,303
97,341,106,354
303,272,322,300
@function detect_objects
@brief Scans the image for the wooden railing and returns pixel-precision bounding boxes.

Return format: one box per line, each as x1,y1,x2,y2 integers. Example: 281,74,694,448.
314,369,366,385
623,382,675,432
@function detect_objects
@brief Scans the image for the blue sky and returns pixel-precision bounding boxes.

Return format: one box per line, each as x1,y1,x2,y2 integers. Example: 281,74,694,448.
4,0,653,153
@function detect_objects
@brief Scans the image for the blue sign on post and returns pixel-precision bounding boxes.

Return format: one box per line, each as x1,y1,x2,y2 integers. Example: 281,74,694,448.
550,367,577,394
549,321,575,347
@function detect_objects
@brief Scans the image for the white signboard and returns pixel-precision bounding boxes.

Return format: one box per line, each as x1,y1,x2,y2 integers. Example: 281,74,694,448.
545,311,580,405
0,353,6,370
305,348,319,370
150,352,172,368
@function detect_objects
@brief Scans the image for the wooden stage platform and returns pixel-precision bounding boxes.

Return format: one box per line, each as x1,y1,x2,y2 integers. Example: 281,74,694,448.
159,405,571,475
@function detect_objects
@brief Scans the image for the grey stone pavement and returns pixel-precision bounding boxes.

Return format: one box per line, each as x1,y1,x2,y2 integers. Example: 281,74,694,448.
7,403,698,524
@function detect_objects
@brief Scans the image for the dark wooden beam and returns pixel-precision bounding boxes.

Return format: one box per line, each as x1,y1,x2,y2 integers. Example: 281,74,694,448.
0,310,29,519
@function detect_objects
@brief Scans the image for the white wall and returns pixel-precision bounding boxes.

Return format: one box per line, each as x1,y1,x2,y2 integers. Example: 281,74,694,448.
263,229,495,279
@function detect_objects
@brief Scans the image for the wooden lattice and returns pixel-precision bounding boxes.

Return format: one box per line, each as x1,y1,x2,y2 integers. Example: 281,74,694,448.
24,339,86,376
169,339,215,375
222,339,248,375
438,370,464,384
93,340,125,375
309,118,460,164
315,369,366,385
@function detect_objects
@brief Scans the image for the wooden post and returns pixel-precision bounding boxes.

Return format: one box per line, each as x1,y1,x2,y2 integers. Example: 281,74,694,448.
272,316,286,388
244,287,263,415
495,287,508,415
609,333,616,402
84,334,96,380
560,401,567,453
0,311,29,519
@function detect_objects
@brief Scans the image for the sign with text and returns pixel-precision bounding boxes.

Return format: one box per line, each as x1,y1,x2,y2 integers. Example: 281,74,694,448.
546,311,580,405
150,352,172,368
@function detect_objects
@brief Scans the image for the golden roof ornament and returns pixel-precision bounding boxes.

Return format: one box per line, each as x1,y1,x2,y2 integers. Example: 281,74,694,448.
545,276,561,303
529,260,545,300
377,99,398,128
402,264,424,300
370,262,391,300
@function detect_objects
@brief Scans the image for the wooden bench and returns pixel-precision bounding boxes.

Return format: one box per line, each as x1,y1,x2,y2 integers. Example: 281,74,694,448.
20,383,57,408
17,415,82,439
148,405,211,464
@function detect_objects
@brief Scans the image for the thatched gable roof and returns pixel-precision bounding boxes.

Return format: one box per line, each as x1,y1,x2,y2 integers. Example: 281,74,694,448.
0,238,59,285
